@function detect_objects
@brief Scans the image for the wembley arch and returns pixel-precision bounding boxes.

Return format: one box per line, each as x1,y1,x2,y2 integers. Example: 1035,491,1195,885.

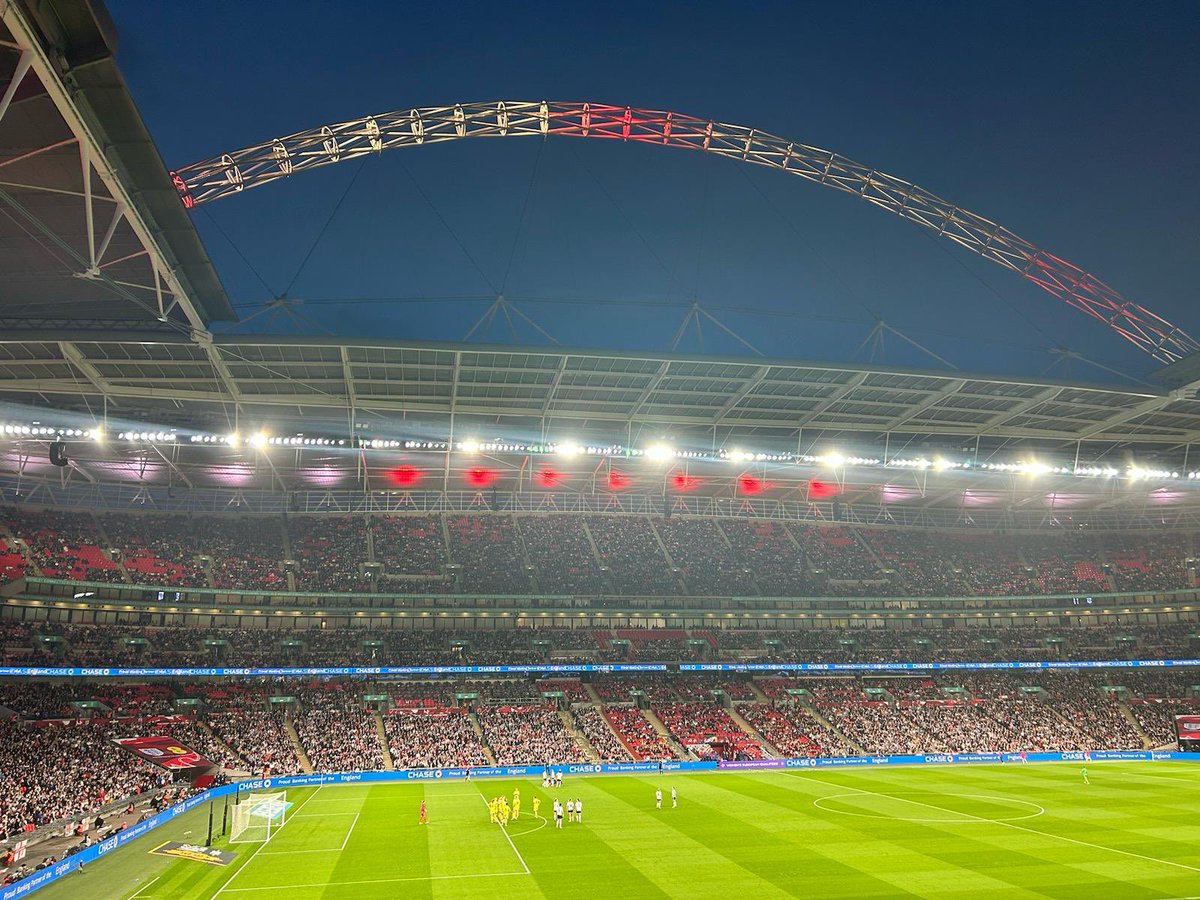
170,100,1197,364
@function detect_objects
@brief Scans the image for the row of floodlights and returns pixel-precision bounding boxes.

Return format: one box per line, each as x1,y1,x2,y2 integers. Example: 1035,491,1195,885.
1,425,100,439
1,421,1196,482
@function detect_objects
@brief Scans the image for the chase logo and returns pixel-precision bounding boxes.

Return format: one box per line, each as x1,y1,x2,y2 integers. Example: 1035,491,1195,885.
1061,752,1085,761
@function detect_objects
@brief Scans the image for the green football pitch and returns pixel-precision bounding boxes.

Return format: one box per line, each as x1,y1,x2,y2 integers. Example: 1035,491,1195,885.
38,763,1200,900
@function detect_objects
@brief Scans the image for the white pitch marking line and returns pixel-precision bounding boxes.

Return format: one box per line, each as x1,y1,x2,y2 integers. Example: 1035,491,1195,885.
338,811,359,851
260,809,361,855
506,812,548,838
476,787,531,875
220,871,527,892
128,874,160,898
211,785,322,898
788,771,1200,875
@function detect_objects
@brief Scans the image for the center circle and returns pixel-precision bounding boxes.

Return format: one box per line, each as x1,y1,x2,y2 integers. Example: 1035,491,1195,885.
812,791,1045,823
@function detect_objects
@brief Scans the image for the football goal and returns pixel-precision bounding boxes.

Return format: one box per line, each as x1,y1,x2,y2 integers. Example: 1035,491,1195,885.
230,791,291,843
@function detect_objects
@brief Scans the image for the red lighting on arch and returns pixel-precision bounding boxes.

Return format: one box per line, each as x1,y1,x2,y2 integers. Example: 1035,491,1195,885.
606,469,632,490
536,468,564,488
671,471,702,492
465,467,498,487
808,478,840,499
737,474,766,495
387,465,422,487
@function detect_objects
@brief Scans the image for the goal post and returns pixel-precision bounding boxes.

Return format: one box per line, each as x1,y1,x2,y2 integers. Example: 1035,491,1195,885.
230,791,290,843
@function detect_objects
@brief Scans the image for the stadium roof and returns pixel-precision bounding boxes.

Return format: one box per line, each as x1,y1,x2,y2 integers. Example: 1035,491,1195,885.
0,0,233,333
3,0,1200,519
1,334,1199,451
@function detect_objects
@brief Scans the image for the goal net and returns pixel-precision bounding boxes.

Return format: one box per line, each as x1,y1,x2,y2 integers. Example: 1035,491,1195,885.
230,791,290,843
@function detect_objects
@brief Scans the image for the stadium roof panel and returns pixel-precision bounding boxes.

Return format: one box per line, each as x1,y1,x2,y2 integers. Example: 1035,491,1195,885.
0,0,233,332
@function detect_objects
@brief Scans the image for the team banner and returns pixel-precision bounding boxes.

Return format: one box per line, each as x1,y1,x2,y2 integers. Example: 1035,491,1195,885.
113,736,214,771
149,841,237,866
1175,715,1200,742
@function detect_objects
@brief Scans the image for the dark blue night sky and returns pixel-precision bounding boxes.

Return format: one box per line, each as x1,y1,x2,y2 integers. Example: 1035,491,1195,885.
107,0,1199,380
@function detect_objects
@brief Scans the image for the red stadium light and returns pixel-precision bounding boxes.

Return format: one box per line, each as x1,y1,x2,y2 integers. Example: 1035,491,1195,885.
606,469,632,490
671,471,701,492
387,465,422,487
808,478,840,499
737,474,766,495
465,467,498,487
536,468,564,488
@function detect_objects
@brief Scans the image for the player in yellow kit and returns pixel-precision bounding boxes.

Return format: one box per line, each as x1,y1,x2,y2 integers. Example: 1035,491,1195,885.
488,797,498,823
512,787,521,820
499,797,510,826
532,796,541,819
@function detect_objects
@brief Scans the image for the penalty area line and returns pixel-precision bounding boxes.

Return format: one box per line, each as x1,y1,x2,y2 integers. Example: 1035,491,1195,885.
787,771,1200,876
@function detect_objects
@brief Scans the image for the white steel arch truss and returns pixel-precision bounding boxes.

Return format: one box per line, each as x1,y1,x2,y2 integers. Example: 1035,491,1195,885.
171,101,1198,364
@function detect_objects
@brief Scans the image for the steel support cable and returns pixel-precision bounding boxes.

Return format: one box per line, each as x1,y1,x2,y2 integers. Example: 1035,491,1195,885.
499,137,545,293
171,101,1199,363
282,155,367,297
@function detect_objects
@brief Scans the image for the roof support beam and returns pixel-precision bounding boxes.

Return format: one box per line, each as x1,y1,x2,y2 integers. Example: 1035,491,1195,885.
1072,381,1200,441
149,443,193,489
883,379,966,431
57,341,113,400
340,345,357,414
1,2,237,404
628,361,671,421
794,371,870,428
712,366,770,424
540,354,570,419
0,48,32,127
971,386,1062,434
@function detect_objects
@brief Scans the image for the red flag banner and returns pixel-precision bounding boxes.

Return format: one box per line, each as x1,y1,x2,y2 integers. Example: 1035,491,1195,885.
113,735,214,771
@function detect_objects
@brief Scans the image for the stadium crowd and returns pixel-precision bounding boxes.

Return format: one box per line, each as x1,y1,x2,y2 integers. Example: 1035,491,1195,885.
3,506,1197,598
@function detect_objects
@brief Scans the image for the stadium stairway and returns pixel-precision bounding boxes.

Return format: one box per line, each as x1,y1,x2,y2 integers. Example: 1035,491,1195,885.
0,523,42,577
1118,701,1154,748
512,518,542,594
579,520,616,593
1042,703,1089,745
596,705,640,758
646,517,689,595
804,705,866,755
91,514,133,584
642,708,691,760
726,704,779,757
560,709,600,762
198,554,216,587
583,682,604,705
196,720,252,771
748,680,771,703
283,718,314,773
374,712,394,769
469,709,498,765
